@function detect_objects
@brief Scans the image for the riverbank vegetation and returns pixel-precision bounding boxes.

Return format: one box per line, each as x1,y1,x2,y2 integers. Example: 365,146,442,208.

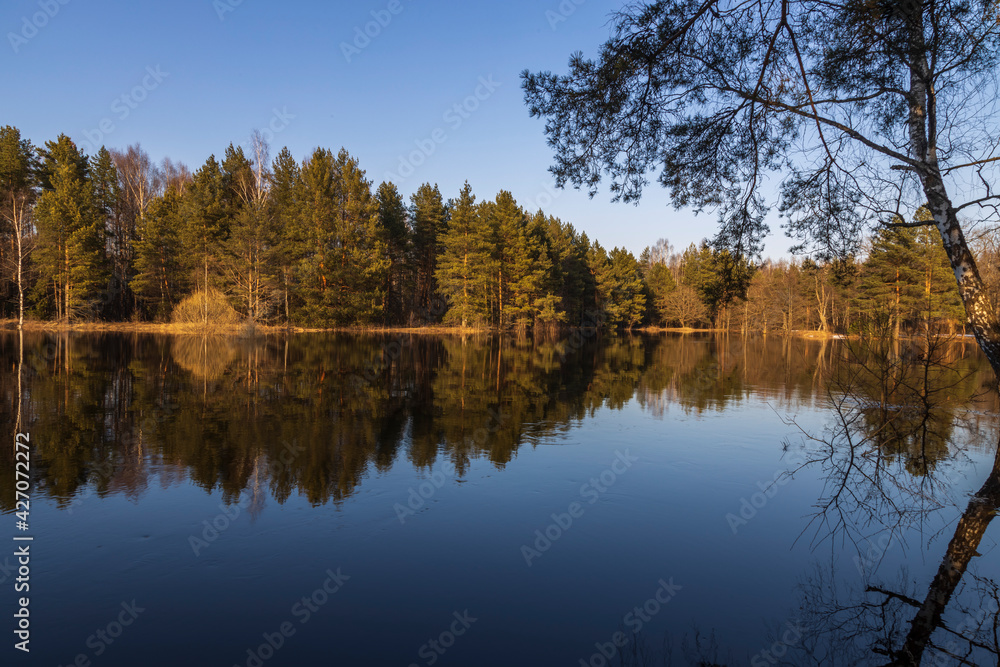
1,126,993,336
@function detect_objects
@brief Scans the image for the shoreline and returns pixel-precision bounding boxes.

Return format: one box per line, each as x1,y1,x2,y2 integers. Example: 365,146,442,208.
0,320,974,341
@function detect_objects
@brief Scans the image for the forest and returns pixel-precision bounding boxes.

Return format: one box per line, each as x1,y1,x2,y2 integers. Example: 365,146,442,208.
1,125,996,336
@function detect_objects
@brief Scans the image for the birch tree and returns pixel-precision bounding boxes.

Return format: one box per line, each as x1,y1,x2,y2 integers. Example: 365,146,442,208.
0,126,36,328
523,0,1000,371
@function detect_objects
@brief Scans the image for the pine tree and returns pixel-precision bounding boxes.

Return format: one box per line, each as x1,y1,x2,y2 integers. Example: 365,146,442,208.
293,147,337,324
410,183,447,320
911,220,964,334
290,148,386,325
374,181,410,325
591,246,646,329
269,147,301,323
330,149,387,325
33,135,108,321
133,188,187,319
860,226,922,338
545,217,592,326
436,182,492,327
507,210,560,328
181,155,228,324
640,243,677,326
486,190,526,328
90,147,125,318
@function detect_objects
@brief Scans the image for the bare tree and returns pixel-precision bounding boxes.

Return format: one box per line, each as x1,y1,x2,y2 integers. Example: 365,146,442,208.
110,144,161,316
0,127,37,329
662,283,708,328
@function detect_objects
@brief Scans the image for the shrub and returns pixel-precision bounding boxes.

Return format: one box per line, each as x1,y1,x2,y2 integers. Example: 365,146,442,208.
171,289,242,327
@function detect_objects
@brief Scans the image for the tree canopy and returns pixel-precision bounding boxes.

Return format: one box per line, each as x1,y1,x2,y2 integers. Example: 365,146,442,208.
523,0,1000,369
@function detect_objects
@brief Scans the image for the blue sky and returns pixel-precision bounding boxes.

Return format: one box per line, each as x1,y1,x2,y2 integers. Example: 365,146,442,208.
2,0,789,257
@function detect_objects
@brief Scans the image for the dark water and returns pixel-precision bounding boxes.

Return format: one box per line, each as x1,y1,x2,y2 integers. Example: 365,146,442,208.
1,332,998,666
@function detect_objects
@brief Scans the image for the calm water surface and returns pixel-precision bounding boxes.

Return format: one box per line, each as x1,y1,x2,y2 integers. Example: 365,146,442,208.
1,332,998,666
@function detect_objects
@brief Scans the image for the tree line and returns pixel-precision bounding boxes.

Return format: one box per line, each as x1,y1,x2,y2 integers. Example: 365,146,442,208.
1,125,992,335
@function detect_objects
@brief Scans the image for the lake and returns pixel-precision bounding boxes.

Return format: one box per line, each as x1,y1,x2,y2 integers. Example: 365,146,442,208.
1,331,998,666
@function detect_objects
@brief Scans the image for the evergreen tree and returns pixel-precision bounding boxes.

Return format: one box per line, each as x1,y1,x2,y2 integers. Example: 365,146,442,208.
291,148,386,326
436,183,493,327
911,222,965,334
133,188,187,319
90,147,126,318
410,183,447,320
860,226,923,338
33,135,108,321
545,217,593,326
374,181,410,325
181,155,228,324
486,190,526,328
592,246,646,329
507,210,561,327
269,147,302,323
330,149,387,325
640,243,677,326
293,147,338,323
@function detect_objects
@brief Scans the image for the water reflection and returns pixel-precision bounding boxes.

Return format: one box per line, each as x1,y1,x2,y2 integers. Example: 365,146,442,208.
784,334,1000,666
0,331,997,666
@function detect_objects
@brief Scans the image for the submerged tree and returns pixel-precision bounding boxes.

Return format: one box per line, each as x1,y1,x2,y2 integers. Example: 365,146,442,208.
523,0,1000,371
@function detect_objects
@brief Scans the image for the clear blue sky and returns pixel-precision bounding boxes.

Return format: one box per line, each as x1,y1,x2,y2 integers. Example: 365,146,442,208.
2,0,788,257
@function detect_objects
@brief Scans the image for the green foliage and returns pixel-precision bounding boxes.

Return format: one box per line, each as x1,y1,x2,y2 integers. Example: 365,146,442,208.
680,242,755,323
32,135,108,320
410,183,447,319
0,122,974,337
588,243,646,329
286,148,389,326
375,181,410,324
859,219,963,336
133,188,187,319
436,183,492,327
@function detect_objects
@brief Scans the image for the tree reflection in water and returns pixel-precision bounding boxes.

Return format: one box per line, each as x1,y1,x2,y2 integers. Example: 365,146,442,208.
0,331,996,665
787,332,1000,666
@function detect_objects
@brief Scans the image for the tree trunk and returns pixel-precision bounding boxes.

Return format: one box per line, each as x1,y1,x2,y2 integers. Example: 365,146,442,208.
15,201,24,329
904,0,1000,371
887,441,1000,665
